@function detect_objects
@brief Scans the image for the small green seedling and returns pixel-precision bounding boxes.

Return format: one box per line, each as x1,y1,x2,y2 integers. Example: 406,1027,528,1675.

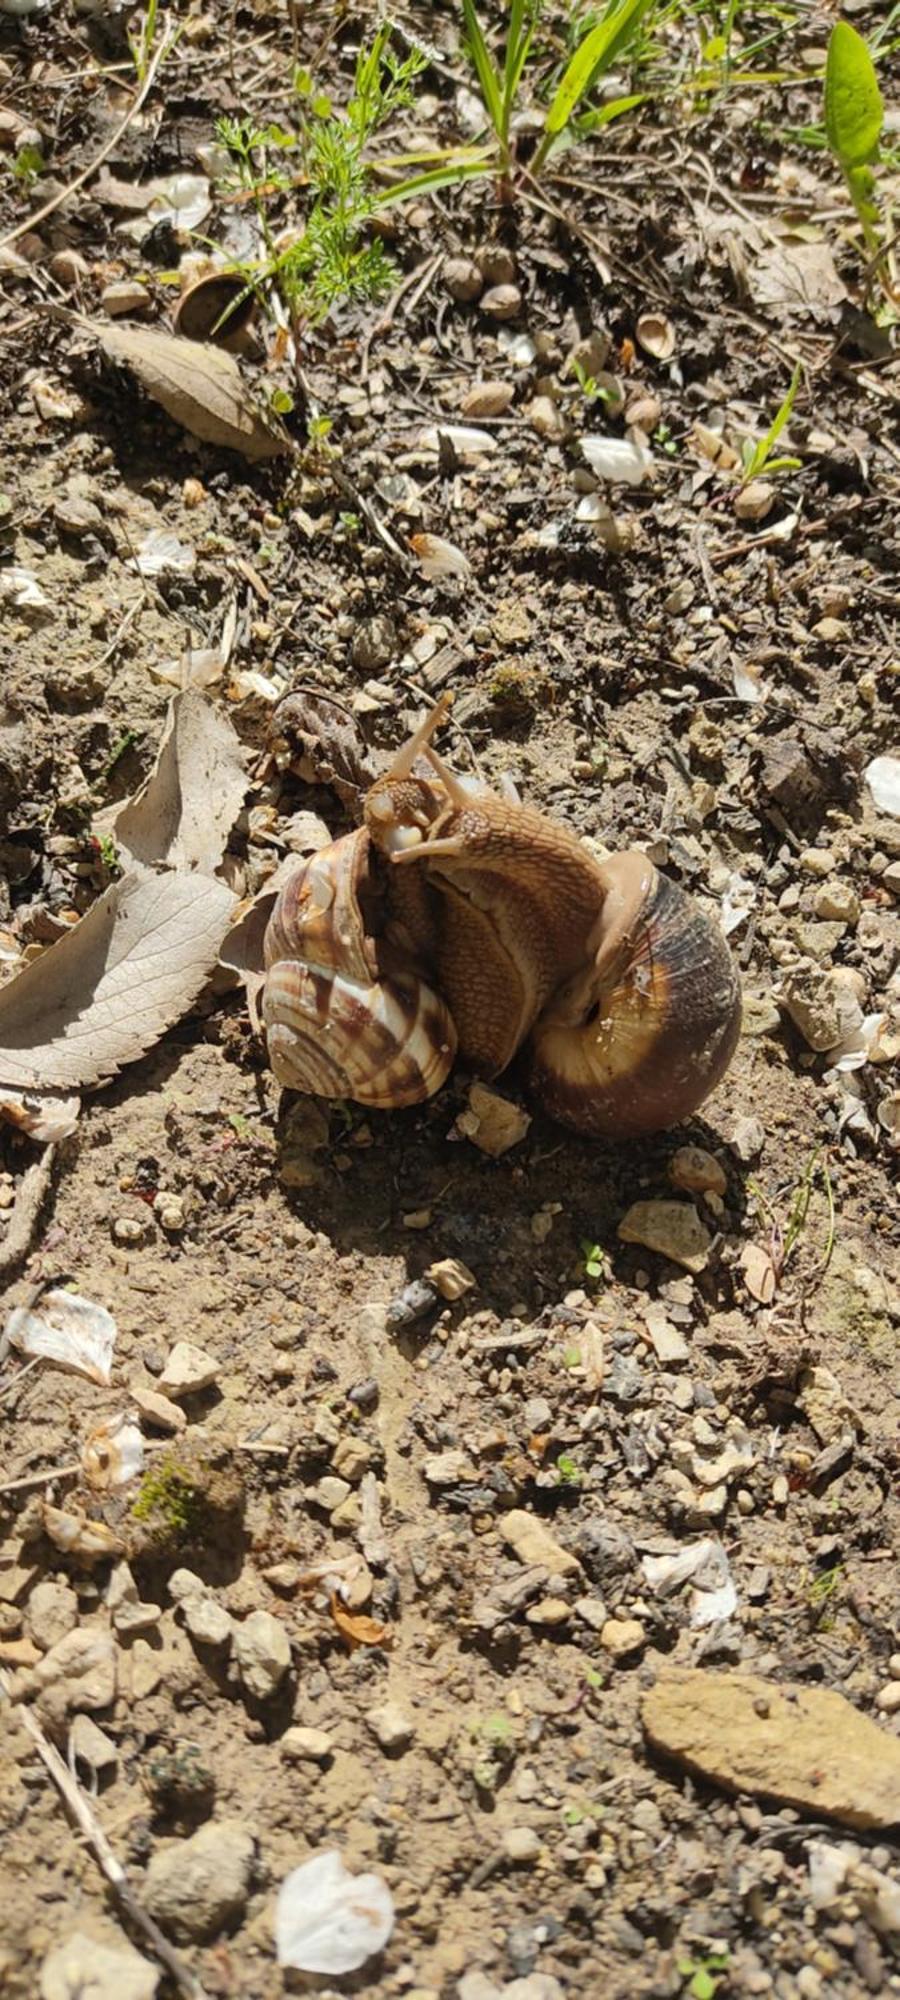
677,1950,731,2000
739,362,803,484
555,1451,584,1486
825,21,897,307
581,1239,607,1281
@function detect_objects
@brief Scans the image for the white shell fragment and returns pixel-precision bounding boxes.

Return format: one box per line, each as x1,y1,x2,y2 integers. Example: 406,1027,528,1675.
635,311,676,360
410,533,472,581
6,1289,117,1385
275,1849,395,1974
146,172,211,233
1,566,48,609
418,424,499,458
133,530,196,577
641,1538,737,1628
81,1414,145,1491
865,755,900,818
579,435,653,486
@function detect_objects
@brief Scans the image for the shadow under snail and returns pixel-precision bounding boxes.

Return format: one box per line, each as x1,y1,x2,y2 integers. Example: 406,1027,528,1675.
261,698,742,1138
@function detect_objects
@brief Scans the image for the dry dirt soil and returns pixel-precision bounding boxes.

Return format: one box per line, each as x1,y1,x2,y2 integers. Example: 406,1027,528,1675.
0,4,898,1999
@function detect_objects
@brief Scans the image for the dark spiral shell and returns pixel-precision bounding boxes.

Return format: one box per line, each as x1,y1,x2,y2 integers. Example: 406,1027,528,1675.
528,869,742,1139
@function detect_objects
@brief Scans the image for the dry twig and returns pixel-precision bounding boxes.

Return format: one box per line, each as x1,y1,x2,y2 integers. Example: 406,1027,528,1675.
0,27,178,253
0,1668,207,1999
0,1146,57,1286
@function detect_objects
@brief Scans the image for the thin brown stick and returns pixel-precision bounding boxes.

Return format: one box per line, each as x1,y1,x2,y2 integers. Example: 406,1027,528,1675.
0,1145,57,1287
0,1669,207,1999
0,27,178,253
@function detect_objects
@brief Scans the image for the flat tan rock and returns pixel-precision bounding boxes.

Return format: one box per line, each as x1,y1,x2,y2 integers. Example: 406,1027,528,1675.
643,1670,900,1831
501,1509,581,1576
618,1200,711,1273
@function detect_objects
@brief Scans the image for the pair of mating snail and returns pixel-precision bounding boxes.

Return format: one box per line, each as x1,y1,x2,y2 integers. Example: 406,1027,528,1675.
262,697,741,1138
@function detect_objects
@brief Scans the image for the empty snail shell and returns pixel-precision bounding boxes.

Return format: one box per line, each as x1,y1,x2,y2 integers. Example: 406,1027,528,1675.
261,696,742,1135
262,826,457,1109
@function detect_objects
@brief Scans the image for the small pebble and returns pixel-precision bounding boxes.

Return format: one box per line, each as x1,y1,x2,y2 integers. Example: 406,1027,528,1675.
233,1609,291,1701
183,1595,233,1650
101,280,151,317
875,1683,900,1715
368,1701,415,1753
503,1826,542,1864
112,1216,145,1246
600,1617,645,1660
280,1725,334,1765
669,1145,727,1196
158,1341,219,1397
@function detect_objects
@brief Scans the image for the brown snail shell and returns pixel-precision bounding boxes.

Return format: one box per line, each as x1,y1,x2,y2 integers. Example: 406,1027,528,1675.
528,858,742,1138
262,828,456,1109
173,272,257,351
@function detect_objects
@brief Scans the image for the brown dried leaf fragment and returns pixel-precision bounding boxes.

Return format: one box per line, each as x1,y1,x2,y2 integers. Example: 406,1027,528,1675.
103,690,247,875
97,322,291,462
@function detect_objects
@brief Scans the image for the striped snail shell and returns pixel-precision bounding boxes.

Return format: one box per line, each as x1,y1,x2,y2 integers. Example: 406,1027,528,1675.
261,828,457,1109
528,852,742,1138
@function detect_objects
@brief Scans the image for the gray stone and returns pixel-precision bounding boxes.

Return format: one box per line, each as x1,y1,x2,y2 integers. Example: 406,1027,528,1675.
184,1595,233,1650
69,1713,118,1780
143,1819,255,1942
233,1610,290,1701
26,1579,78,1652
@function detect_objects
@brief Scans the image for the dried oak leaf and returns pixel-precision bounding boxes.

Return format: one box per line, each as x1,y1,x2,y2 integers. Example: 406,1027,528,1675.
0,868,235,1092
97,322,291,462
104,689,248,875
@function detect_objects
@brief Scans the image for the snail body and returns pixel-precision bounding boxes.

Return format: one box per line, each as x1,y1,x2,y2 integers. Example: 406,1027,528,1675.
261,699,741,1136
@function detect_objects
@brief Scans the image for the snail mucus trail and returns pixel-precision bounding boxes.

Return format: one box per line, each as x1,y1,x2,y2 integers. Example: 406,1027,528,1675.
261,697,742,1138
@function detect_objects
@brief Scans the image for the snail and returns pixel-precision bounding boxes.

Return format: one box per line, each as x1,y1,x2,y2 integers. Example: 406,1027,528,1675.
262,698,741,1137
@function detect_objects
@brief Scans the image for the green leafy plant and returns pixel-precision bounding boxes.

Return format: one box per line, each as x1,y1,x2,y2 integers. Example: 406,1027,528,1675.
532,0,657,170
739,362,802,484
824,21,897,307
213,27,429,350
462,0,539,177
555,1451,585,1486
677,1950,730,2000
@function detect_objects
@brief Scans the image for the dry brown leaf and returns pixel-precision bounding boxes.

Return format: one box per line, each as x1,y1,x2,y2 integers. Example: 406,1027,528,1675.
330,1596,392,1651
740,1241,778,1304
105,690,247,874
97,322,291,462
749,239,846,317
0,869,235,1092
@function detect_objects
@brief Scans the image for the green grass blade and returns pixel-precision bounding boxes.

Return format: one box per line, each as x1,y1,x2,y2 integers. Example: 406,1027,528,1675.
373,158,495,206
501,0,536,140
578,90,648,131
462,0,505,139
757,361,802,466
544,0,657,139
